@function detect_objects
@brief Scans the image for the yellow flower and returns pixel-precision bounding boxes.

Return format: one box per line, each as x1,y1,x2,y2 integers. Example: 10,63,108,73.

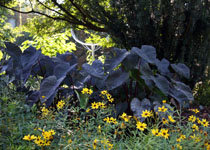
57,100,65,110
206,144,210,150
41,96,46,99
108,97,114,103
190,134,196,139
87,89,93,95
91,102,99,109
23,135,32,141
41,107,49,117
68,139,72,144
101,90,108,95
197,118,202,124
81,88,89,94
97,125,101,133
106,93,112,99
190,108,199,114
168,115,176,123
86,108,90,112
151,129,159,136
195,137,201,143
180,134,186,140
120,122,126,129
158,106,168,112
162,118,169,124
120,112,131,122
93,139,97,150
201,119,209,127
98,102,106,109
136,121,147,131
188,115,196,122
176,138,181,142
162,100,166,103
30,135,37,140
49,129,56,135
110,117,118,124
159,129,169,139
192,124,199,131
176,144,182,149
141,110,152,118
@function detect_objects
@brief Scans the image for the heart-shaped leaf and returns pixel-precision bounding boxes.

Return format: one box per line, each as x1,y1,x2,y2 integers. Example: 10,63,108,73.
4,42,22,58
40,75,65,102
171,63,190,79
82,60,104,79
106,70,129,90
104,48,129,72
26,91,40,106
132,46,156,64
169,80,194,105
155,58,170,76
151,74,170,96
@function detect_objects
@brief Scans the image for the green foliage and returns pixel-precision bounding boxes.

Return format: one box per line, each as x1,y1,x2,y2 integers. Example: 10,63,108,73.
21,31,76,57
21,17,76,57
194,80,210,106
0,8,17,47
2,0,209,88
0,82,209,149
1,43,193,114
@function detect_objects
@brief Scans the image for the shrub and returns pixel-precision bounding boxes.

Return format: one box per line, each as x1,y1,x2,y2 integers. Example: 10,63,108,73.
0,42,193,120
194,80,210,106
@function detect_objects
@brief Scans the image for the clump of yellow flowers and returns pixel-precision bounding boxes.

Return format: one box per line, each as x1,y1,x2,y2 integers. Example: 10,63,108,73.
92,138,113,150
23,129,56,147
103,117,118,124
56,100,65,110
41,106,49,117
81,88,93,95
100,90,114,103
91,101,106,109
120,112,132,122
151,128,170,139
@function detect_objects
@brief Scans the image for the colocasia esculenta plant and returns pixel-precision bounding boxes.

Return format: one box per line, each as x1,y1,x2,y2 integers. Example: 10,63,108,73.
0,42,193,120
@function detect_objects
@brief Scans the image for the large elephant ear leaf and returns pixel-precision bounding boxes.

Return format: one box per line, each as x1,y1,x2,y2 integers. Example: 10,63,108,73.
45,90,58,107
21,46,41,67
53,62,77,79
26,91,40,107
155,58,170,76
104,48,129,72
169,80,194,105
122,49,139,71
40,75,64,103
132,45,157,64
130,98,145,122
115,101,128,117
82,60,104,79
55,52,77,65
4,42,22,58
152,74,170,96
106,70,129,90
141,98,152,110
171,63,190,79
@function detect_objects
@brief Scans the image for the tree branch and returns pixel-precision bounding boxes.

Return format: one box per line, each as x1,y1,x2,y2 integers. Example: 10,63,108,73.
37,0,66,17
68,0,103,24
0,2,106,32
0,4,78,24
51,0,83,24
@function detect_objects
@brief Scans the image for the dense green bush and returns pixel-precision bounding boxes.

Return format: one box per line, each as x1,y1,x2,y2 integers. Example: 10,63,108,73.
0,43,194,115
194,80,210,106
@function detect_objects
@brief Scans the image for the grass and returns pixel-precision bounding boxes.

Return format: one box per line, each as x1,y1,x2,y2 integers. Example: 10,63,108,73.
0,86,210,150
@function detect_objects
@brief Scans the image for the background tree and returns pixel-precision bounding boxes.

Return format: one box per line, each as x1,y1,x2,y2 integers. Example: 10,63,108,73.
0,0,209,88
